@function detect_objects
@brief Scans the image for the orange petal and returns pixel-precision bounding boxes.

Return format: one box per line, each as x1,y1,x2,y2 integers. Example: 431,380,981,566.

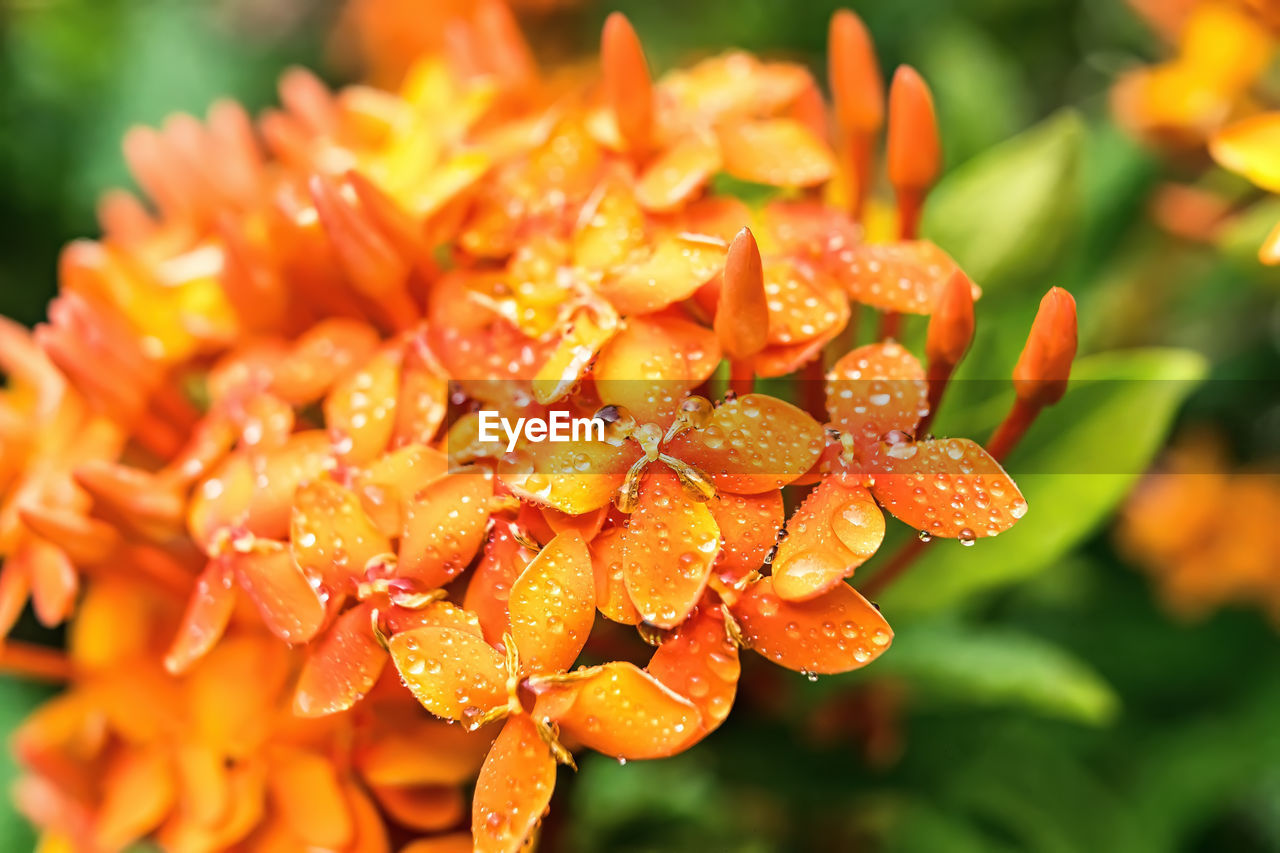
716,228,769,360
291,479,391,593
402,834,475,853
355,443,450,536
635,134,722,213
761,258,845,346
472,715,556,853
232,545,326,644
266,747,354,849
867,437,1027,539
356,713,489,788
665,394,825,493
391,352,449,447
325,346,401,465
188,431,333,548
499,438,641,515
509,530,596,676
385,598,485,638
647,601,739,741
1210,111,1280,192
388,626,508,721
623,471,719,628
771,479,885,602
718,119,835,187
593,313,721,425
22,540,78,628
597,234,727,315
840,241,979,314
399,469,494,587
269,319,381,405
707,489,784,585
826,342,928,447
465,520,537,645
536,661,701,759
94,747,174,850
370,783,464,832
173,744,231,829
732,576,892,674
573,177,647,270
533,308,619,405
164,560,236,673
887,66,941,195
294,602,386,717
588,525,640,625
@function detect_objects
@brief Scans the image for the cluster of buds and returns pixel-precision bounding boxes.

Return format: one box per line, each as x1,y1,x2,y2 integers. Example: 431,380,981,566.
0,4,1078,851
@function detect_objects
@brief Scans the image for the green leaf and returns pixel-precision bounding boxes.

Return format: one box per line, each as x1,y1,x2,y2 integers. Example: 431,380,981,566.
874,621,1120,725
0,676,58,849
879,348,1207,613
922,110,1083,291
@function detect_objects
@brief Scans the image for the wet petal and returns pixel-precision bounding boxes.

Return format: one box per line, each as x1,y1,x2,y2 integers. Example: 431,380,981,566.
826,342,928,448
623,471,719,628
635,134,722,213
665,394,825,493
762,259,845,346
509,530,595,676
164,560,236,673
293,602,386,717
533,308,619,404
732,576,892,674
388,625,508,721
771,479,884,602
499,438,641,515
391,354,449,447
707,489,784,584
472,715,556,853
588,525,640,625
291,479,391,593
867,437,1027,539
399,469,494,587
355,443,450,536
840,241,978,314
647,602,739,741
536,661,701,759
573,177,647,270
593,314,721,425
465,520,536,645
718,119,835,187
325,347,401,465
598,234,726,315
232,546,326,644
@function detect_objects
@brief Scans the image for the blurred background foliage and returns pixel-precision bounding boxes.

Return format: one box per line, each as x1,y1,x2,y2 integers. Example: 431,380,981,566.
2,0,1279,850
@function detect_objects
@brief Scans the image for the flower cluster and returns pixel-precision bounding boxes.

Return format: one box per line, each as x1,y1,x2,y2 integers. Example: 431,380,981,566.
0,4,1077,851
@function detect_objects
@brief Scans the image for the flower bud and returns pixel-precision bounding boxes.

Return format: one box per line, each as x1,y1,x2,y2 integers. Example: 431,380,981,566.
602,13,653,155
925,270,976,371
716,227,770,360
829,10,884,139
886,66,941,196
1012,287,1077,407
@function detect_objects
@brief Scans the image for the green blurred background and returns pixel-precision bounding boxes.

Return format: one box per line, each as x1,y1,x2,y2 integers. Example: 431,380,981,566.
3,0,1280,850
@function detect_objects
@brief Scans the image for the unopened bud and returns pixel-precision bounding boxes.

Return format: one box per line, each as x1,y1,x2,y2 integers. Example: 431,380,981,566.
925,270,976,370
886,66,941,195
715,228,769,360
1012,287,1077,407
828,10,884,139
602,13,653,155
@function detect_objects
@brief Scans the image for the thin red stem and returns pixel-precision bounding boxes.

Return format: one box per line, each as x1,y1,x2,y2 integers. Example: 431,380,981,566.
0,642,72,683
917,362,954,438
862,538,928,598
729,359,755,398
878,311,902,341
986,397,1043,462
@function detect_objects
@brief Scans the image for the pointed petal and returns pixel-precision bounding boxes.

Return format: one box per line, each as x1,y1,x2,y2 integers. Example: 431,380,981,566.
772,479,884,602
325,347,401,465
635,134,722,212
535,661,701,759
665,394,825,493
388,625,508,721
291,479,391,593
94,747,174,850
718,119,835,187
647,602,739,741
509,530,596,676
293,602,386,717
589,525,640,624
593,314,721,425
732,576,892,674
840,241,979,314
597,234,726,315
623,471,718,628
232,545,326,644
826,341,928,446
399,469,494,587
465,520,536,644
707,489,784,584
391,354,449,447
472,715,556,853
867,437,1027,538
165,560,236,673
